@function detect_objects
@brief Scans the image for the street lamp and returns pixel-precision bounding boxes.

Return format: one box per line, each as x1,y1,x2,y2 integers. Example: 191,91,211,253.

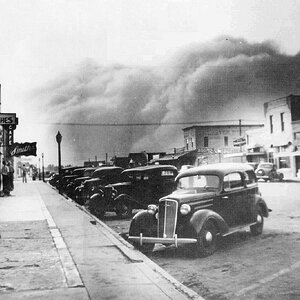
42,153,45,182
217,149,222,163
56,131,62,194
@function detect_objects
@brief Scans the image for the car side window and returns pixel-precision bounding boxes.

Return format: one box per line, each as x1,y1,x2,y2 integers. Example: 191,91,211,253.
244,171,256,186
223,172,243,191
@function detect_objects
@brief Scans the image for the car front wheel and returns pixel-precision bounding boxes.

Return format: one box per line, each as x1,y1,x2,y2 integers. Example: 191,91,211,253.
250,207,264,236
196,220,217,257
129,220,155,253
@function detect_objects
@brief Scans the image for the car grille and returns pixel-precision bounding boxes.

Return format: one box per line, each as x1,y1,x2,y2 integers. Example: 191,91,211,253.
158,199,178,238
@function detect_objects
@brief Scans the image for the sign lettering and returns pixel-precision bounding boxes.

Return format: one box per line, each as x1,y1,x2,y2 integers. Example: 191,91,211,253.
0,113,17,125
9,142,37,157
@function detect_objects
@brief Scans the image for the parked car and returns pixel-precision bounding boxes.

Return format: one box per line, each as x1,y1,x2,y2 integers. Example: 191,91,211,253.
50,166,82,188
87,165,178,219
128,163,270,256
65,167,97,198
255,163,284,182
74,166,124,205
247,162,259,171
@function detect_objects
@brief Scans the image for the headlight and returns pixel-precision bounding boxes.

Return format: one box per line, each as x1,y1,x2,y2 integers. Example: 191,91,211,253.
180,204,191,215
147,204,158,215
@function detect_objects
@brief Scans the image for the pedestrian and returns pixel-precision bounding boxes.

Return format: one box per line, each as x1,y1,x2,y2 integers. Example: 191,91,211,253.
7,161,14,191
22,164,27,183
1,160,10,196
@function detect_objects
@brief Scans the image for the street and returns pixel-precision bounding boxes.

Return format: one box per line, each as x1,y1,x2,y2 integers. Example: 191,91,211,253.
103,181,300,300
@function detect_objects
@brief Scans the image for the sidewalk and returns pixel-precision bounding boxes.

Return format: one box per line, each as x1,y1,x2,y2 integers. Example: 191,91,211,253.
0,180,204,300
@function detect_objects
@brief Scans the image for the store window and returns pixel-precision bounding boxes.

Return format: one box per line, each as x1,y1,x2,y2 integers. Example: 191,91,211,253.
279,157,290,168
280,112,285,132
224,136,228,147
204,136,208,147
270,115,273,133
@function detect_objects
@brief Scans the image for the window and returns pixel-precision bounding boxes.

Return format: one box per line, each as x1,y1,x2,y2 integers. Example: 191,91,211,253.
244,171,256,185
177,175,220,191
270,115,273,133
279,157,290,168
223,172,243,191
204,136,208,147
186,138,189,150
224,136,228,147
280,112,284,131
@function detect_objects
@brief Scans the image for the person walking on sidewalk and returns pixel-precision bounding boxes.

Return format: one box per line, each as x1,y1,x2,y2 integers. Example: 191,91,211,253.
1,160,10,196
22,164,27,183
7,161,14,191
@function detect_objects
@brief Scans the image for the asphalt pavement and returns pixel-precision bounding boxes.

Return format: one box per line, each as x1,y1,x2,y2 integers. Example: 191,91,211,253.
0,178,204,300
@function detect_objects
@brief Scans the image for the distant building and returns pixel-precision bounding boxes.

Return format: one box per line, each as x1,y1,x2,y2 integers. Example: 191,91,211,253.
183,122,263,164
112,152,167,169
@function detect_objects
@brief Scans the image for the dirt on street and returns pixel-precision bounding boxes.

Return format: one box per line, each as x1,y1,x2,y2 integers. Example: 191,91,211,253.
102,182,300,300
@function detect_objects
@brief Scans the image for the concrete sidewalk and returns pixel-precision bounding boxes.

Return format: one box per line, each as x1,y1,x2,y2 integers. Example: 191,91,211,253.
0,180,204,300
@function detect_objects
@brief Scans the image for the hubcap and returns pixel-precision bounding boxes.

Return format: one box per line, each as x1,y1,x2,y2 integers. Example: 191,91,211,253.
205,231,213,243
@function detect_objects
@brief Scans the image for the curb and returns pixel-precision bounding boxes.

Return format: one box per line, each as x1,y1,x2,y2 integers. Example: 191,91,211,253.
56,186,204,300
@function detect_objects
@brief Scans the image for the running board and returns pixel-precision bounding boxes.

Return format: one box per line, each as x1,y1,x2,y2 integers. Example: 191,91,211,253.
222,222,257,237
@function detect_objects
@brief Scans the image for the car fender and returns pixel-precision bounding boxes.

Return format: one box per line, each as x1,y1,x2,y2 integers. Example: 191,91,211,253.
129,210,157,235
254,195,270,217
114,194,138,205
189,209,229,235
90,190,105,202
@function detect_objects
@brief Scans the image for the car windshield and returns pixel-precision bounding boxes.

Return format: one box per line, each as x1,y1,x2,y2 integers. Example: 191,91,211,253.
177,174,220,192
259,164,273,169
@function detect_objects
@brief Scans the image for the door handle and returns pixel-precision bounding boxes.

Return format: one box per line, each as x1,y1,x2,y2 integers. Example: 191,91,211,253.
222,196,229,199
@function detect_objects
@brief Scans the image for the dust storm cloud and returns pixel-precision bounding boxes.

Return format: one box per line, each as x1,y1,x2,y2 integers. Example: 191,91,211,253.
32,36,300,163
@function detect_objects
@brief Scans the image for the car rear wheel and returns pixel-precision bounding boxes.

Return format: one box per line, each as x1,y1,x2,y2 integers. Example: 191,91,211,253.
87,197,106,218
116,202,132,219
196,220,217,257
250,207,264,236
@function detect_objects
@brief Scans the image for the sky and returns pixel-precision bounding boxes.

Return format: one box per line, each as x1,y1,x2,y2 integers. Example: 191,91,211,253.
1,0,300,166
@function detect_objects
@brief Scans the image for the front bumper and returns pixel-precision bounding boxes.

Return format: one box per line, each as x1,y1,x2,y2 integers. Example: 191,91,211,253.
128,233,197,247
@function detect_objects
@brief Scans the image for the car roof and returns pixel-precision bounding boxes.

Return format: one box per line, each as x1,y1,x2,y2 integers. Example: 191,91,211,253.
177,163,254,179
122,165,177,174
93,166,124,173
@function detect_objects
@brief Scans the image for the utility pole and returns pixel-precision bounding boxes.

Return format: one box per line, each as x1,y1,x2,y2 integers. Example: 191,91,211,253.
239,119,243,162
42,153,45,182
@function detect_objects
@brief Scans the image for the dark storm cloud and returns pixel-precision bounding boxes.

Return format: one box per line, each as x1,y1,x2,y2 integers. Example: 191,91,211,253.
32,36,300,161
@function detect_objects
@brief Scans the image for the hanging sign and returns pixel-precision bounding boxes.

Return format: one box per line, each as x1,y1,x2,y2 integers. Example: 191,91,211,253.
9,142,37,157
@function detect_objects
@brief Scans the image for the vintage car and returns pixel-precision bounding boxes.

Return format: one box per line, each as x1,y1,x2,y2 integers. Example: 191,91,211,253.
87,165,178,219
65,167,97,198
255,163,284,182
49,166,82,188
74,166,124,205
128,163,270,256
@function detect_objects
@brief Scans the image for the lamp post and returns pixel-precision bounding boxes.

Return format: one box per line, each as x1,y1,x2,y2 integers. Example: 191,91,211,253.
38,157,41,180
56,131,62,194
218,149,222,163
42,153,45,182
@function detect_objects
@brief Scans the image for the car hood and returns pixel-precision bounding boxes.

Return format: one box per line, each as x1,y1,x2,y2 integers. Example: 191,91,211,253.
161,189,216,204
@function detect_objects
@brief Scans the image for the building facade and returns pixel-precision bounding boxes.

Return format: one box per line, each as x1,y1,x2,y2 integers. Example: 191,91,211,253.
261,94,300,177
183,123,263,165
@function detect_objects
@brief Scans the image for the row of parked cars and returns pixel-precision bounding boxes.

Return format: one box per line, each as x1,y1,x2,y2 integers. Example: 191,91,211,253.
49,162,271,257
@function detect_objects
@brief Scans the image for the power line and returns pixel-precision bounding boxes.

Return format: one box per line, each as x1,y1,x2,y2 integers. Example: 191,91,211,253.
37,119,263,127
